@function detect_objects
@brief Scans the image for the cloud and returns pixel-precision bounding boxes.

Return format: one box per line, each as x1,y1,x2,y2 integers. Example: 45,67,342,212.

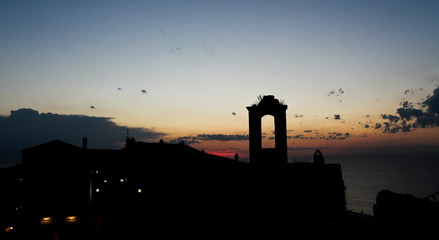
324,131,351,140
167,133,249,144
328,88,345,97
197,134,249,141
167,136,200,145
292,130,350,141
424,87,439,114
0,108,166,167
377,86,439,133
292,134,305,139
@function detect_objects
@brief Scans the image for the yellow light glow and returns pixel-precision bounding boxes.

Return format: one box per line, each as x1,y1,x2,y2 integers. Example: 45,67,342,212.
41,217,53,225
96,188,100,192
138,188,142,193
5,226,14,232
65,216,78,223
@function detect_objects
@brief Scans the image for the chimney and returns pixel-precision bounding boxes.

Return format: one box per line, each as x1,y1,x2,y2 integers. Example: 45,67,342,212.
82,137,88,149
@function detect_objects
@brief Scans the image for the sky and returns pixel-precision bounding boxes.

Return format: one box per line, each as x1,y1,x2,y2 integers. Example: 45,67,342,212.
1,0,439,167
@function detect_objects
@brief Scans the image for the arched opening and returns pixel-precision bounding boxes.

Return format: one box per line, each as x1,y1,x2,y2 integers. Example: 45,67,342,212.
261,115,275,149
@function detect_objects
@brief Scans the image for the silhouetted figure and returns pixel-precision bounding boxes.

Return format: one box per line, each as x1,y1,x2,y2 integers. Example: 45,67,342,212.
313,149,325,164
234,153,239,161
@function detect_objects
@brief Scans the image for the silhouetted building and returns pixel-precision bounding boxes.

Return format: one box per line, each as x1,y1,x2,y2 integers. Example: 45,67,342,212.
20,138,246,237
8,95,347,238
247,95,288,165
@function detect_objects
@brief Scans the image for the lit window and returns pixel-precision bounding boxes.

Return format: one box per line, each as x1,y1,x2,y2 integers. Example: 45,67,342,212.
103,180,108,183
95,170,99,174
65,216,78,224
41,217,53,225
138,188,142,193
120,178,124,183
96,188,100,193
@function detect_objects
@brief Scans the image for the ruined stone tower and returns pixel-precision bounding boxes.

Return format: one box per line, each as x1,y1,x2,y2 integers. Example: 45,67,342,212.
247,95,288,165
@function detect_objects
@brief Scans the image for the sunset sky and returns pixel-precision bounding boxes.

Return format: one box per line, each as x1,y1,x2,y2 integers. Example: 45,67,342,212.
1,0,439,166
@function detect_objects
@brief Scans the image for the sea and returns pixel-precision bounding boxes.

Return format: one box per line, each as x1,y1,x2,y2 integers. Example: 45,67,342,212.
327,157,439,215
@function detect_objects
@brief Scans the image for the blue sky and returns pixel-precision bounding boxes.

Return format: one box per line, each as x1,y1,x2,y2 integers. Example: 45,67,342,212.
1,0,439,164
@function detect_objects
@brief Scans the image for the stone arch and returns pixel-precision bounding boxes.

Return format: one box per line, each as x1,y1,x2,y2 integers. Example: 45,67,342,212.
261,114,275,149
247,95,288,165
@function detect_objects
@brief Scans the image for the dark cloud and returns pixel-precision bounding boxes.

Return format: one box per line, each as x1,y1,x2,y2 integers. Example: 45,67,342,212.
396,104,423,121
328,88,345,97
0,108,166,167
168,134,249,144
292,134,304,139
377,86,439,133
167,136,200,145
197,134,249,141
381,114,400,123
295,130,350,141
324,131,351,140
424,87,439,114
